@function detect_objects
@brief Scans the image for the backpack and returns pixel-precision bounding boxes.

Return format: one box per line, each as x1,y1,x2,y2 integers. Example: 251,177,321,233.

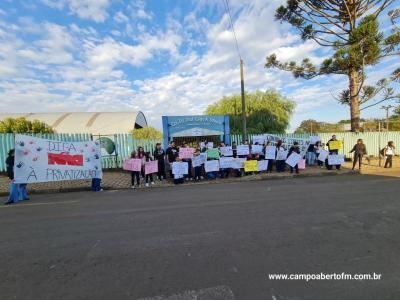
379,147,386,156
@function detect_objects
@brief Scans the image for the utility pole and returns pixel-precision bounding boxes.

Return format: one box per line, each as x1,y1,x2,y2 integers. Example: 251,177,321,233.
240,59,247,142
381,105,393,131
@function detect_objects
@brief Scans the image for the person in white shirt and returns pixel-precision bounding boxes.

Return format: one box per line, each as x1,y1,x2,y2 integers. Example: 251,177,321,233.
384,141,395,168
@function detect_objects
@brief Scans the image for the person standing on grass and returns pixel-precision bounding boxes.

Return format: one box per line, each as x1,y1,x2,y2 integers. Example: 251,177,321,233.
153,143,166,181
350,139,367,171
384,141,395,168
4,149,18,205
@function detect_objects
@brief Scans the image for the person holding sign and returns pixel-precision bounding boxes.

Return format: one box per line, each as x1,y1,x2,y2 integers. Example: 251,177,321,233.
350,139,367,170
144,151,155,187
4,149,19,205
180,142,193,181
153,143,166,181
130,151,141,189
315,141,324,168
288,142,301,174
275,140,287,173
326,135,341,170
264,141,275,173
166,141,178,178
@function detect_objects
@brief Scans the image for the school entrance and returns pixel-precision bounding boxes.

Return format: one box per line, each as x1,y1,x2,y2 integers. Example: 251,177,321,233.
162,115,231,149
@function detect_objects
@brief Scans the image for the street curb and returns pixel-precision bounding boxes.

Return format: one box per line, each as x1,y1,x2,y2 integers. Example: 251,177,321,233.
0,169,358,197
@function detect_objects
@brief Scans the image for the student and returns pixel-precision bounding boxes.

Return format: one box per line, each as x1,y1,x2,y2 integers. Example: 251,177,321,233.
275,140,286,173
144,151,155,187
315,141,324,168
265,141,274,173
153,143,166,181
288,142,301,174
130,151,141,189
218,141,229,178
4,149,18,205
326,135,341,170
306,142,316,166
384,141,395,168
181,142,193,181
350,139,367,170
166,141,178,178
193,147,203,181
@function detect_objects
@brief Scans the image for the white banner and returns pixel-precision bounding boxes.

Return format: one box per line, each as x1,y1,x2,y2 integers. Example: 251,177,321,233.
192,155,206,167
14,134,102,184
251,145,264,154
328,154,345,165
204,160,220,172
219,146,233,157
237,145,250,156
265,146,276,160
276,150,288,161
233,158,246,169
219,157,235,169
318,149,329,162
172,162,188,175
257,160,269,171
285,153,302,167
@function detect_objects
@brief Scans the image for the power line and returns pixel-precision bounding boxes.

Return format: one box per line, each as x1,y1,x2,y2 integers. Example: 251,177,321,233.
223,0,241,60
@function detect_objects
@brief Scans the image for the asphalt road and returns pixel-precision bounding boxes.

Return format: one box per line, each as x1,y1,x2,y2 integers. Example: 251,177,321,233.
1,174,400,300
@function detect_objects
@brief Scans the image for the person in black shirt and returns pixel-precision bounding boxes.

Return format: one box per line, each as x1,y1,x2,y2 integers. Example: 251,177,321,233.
153,143,166,181
166,141,178,178
5,149,18,205
288,142,300,174
326,135,341,170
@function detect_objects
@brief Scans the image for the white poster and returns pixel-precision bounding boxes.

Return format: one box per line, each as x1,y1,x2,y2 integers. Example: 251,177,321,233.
14,134,102,184
285,153,302,167
252,135,266,145
192,155,206,167
208,142,214,149
257,160,269,171
172,162,188,175
328,154,345,165
233,158,246,169
276,150,288,161
237,145,250,156
251,145,264,154
265,146,276,160
204,160,220,172
219,146,233,157
219,157,235,169
318,149,329,162
310,136,320,144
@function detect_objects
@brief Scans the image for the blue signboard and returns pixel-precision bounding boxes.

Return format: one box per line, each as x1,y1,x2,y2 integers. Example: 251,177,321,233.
162,115,230,148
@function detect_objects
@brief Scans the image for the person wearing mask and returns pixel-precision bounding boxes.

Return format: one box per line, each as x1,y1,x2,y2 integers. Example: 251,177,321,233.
275,140,286,173
384,141,395,168
166,141,178,178
350,139,367,170
326,135,341,170
315,141,324,168
4,149,19,205
130,151,141,189
153,143,166,181
288,142,300,174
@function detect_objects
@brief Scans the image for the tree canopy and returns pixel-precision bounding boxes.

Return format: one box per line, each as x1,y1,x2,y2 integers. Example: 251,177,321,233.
0,117,54,134
266,1,400,132
205,90,295,134
131,126,162,140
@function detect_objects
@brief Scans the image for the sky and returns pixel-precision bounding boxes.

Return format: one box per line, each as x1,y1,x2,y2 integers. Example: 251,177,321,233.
0,0,398,132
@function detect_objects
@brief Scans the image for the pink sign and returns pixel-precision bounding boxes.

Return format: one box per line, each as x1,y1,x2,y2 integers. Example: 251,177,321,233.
145,160,158,175
298,159,306,169
123,158,142,171
179,148,195,159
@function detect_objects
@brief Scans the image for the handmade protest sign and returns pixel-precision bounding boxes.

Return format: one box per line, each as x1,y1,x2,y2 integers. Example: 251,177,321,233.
219,157,235,169
192,155,205,167
265,146,276,159
276,150,288,161
208,142,214,149
207,148,220,159
219,146,233,157
251,145,264,154
328,154,345,165
179,147,195,159
257,160,269,171
310,136,320,144
123,158,142,172
233,158,246,169
145,160,158,175
14,134,102,184
244,160,258,172
285,153,302,167
172,161,188,175
318,149,329,162
204,160,219,172
298,159,306,169
237,145,250,156
252,135,266,145
328,140,343,150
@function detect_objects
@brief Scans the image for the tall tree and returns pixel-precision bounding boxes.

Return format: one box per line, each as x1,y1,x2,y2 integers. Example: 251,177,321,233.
0,117,54,134
131,126,162,140
265,1,400,131
205,90,295,134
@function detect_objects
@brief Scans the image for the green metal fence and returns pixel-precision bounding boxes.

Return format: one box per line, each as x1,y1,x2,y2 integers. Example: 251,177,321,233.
1,132,399,171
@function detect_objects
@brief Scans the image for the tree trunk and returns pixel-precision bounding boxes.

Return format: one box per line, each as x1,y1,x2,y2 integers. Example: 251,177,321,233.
349,68,360,132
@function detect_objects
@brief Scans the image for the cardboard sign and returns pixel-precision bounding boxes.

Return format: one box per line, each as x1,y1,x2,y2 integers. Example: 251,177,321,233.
207,148,220,159
276,150,288,161
244,160,258,172
328,154,345,165
123,158,142,172
298,159,306,169
251,145,264,154
265,146,276,160
328,140,343,150
285,153,302,167
14,134,102,183
145,160,158,175
219,157,235,169
172,162,188,175
192,155,206,167
219,146,233,157
204,160,219,173
318,149,329,162
237,145,250,156
257,160,269,171
179,147,195,159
